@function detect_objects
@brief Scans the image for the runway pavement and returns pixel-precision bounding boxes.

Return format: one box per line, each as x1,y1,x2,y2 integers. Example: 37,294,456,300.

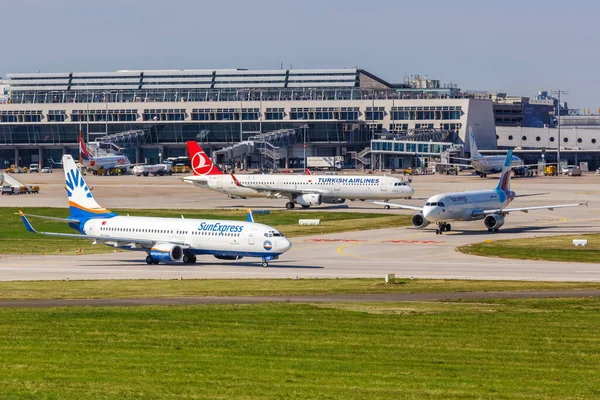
1,171,599,282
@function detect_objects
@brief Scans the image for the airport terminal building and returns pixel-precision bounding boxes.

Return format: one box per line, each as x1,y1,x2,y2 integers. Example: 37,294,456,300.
0,68,497,168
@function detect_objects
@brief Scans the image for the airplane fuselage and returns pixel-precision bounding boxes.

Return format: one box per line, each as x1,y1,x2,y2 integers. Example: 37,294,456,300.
84,155,131,171
471,156,522,174
422,189,513,223
186,174,414,200
82,215,291,258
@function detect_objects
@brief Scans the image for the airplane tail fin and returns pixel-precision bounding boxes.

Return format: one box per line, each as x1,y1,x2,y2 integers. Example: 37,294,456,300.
63,154,116,221
468,126,481,158
79,132,91,161
305,168,312,175
186,141,224,176
495,149,513,195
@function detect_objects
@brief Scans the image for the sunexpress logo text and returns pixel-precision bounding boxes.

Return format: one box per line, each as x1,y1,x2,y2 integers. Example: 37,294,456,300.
198,222,244,233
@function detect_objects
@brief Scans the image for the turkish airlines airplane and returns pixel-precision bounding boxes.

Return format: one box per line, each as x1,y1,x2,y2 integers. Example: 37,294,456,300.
19,154,291,267
182,141,414,209
375,149,586,234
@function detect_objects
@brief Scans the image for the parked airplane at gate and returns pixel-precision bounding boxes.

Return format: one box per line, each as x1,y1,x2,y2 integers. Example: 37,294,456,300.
182,141,414,209
450,127,531,177
375,150,586,234
79,133,132,173
19,155,291,266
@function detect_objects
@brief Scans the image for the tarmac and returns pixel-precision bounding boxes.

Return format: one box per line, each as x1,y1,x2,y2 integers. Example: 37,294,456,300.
1,170,599,282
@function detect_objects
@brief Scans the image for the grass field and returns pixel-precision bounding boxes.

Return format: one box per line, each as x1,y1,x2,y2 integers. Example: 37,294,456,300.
458,233,600,263
0,207,411,255
0,298,598,399
0,278,599,300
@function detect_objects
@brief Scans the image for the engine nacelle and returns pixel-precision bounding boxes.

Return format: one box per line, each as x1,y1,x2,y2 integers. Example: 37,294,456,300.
322,197,346,204
411,212,430,228
295,193,322,206
484,214,505,230
213,255,244,260
150,243,183,261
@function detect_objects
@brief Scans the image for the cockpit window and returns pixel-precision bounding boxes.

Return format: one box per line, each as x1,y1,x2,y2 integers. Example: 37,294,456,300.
438,202,445,207
425,202,431,206
265,230,284,237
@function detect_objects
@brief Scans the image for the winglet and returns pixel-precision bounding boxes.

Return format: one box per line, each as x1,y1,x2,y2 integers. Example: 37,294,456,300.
18,210,36,233
231,173,242,187
305,168,312,175
246,208,254,223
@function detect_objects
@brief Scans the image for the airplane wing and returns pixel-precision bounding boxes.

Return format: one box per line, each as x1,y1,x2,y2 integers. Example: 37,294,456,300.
18,211,188,248
182,175,208,184
373,201,423,211
230,173,329,196
513,192,550,198
474,202,587,216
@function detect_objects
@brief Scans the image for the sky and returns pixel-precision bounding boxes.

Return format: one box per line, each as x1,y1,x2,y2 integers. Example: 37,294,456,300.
1,0,598,109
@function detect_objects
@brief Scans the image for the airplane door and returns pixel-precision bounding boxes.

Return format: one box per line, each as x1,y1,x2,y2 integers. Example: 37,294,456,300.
379,177,387,191
248,228,257,245
334,181,340,191
217,178,222,190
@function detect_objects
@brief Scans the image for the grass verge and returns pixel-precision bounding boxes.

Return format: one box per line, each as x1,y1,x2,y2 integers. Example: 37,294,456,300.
0,278,599,300
458,233,600,263
0,298,598,399
0,207,411,255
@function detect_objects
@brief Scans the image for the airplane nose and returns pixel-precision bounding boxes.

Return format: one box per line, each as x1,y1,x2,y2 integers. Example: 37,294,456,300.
408,187,415,197
280,238,292,253
422,207,434,221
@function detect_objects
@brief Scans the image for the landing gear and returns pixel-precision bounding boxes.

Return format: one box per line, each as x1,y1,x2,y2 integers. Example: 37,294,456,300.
146,255,159,265
384,205,391,210
301,205,310,209
262,261,269,268
182,254,197,264
435,222,451,235
286,202,295,209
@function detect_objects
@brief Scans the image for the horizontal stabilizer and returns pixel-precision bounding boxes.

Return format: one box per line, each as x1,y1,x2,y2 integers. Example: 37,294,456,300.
19,213,80,224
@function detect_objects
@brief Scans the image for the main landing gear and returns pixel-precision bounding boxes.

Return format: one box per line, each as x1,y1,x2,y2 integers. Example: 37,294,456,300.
435,222,451,235
262,261,269,268
286,201,295,209
183,254,197,264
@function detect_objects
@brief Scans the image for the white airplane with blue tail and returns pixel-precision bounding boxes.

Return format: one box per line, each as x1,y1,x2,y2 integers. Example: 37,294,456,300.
19,155,291,267
376,149,586,234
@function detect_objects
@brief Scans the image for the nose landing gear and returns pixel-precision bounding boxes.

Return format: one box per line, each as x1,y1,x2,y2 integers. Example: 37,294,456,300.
435,222,451,235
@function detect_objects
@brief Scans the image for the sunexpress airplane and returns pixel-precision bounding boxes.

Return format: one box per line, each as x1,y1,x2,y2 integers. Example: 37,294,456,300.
19,155,291,267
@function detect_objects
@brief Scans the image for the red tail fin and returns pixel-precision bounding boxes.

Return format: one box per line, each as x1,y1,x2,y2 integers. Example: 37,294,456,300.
79,132,90,161
305,168,312,175
186,141,223,176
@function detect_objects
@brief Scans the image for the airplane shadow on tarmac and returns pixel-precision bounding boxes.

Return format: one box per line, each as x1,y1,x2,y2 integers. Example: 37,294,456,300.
429,224,593,237
101,260,324,269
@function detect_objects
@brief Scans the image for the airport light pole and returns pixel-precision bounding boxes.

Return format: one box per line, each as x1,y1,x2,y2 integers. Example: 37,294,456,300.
551,90,568,168
300,124,308,171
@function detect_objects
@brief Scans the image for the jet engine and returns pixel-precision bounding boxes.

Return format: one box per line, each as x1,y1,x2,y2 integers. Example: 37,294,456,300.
411,212,430,228
213,255,244,260
484,214,505,231
295,194,322,207
322,197,346,204
149,243,183,261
